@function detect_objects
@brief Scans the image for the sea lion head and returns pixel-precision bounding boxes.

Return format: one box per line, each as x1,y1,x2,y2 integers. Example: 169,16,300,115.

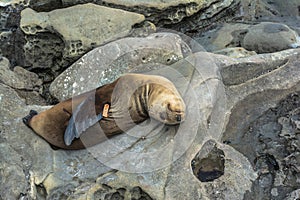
148,83,186,125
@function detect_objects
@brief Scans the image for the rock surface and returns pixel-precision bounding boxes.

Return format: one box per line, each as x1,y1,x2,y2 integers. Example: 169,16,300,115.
195,22,300,53
61,0,235,25
243,22,300,53
20,3,145,59
0,57,42,90
50,32,190,101
240,0,300,25
193,23,251,52
222,49,300,199
1,0,300,199
0,34,257,199
213,47,257,58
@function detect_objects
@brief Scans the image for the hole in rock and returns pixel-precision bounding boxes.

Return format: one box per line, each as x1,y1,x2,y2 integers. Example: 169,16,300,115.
191,140,225,182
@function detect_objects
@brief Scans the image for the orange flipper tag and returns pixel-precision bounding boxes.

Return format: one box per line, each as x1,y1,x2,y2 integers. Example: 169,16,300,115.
103,104,110,118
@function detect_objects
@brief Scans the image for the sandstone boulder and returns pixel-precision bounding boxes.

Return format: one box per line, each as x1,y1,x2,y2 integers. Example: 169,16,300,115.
20,3,145,59
243,22,300,53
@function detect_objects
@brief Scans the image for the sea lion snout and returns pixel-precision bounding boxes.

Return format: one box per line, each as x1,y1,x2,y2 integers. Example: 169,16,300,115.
149,101,185,125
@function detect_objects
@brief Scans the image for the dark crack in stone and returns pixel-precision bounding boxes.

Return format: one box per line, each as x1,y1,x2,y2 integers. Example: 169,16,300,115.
0,5,26,67
92,185,153,200
29,0,63,12
191,140,225,182
130,186,153,200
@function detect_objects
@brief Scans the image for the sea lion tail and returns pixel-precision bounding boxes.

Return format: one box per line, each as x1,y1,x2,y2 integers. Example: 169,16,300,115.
23,110,38,127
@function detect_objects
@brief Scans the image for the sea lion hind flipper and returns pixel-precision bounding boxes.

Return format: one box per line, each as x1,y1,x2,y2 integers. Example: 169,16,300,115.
64,95,103,146
23,110,38,127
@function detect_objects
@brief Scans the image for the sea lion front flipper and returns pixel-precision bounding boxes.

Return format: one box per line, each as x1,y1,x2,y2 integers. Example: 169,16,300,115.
64,95,103,146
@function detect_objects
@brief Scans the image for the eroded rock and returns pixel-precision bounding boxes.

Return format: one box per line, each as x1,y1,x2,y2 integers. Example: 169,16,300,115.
243,22,300,53
0,56,47,105
165,140,256,200
191,140,225,182
194,23,251,52
20,3,145,59
68,183,153,200
0,57,42,90
1,1,300,199
0,3,26,67
240,0,300,23
194,22,300,54
0,46,240,199
213,47,257,58
50,32,190,101
222,48,300,199
284,189,300,200
61,0,234,25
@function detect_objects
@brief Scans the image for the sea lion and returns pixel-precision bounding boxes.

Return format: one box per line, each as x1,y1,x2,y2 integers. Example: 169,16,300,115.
23,73,186,150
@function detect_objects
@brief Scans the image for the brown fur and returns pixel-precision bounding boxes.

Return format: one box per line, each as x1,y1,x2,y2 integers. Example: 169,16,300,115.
24,74,185,150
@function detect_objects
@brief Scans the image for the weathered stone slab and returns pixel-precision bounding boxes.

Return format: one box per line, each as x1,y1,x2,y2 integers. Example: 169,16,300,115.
213,47,257,58
61,0,234,24
0,57,42,90
50,32,190,101
222,48,300,151
20,3,145,58
243,22,300,53
195,22,300,53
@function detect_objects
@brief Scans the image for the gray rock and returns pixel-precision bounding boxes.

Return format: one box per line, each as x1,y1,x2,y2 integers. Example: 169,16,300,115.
164,140,256,200
0,83,114,199
194,23,251,52
243,22,300,53
220,51,293,86
222,49,300,109
240,0,300,23
213,47,257,58
50,32,190,101
20,3,145,59
0,56,46,105
29,0,63,12
0,84,29,199
0,57,42,90
22,32,65,71
221,48,300,198
1,46,255,199
1,0,300,198
284,189,300,200
195,22,300,54
61,0,234,25
0,143,28,200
